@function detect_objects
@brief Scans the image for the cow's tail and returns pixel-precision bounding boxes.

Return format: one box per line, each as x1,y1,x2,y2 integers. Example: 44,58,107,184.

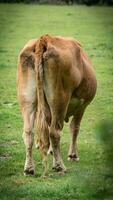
35,35,51,158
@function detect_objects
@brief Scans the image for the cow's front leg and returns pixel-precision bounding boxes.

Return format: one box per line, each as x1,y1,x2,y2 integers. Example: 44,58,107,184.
68,120,79,161
68,109,85,161
50,127,66,172
22,107,36,175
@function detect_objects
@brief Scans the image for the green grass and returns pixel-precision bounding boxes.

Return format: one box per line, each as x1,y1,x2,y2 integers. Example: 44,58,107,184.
0,3,113,200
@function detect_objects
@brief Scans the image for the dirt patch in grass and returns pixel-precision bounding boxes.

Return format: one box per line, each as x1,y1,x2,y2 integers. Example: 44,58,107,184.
0,140,18,147
0,153,12,160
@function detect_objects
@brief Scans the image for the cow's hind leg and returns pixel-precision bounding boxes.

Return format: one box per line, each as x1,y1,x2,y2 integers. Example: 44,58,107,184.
68,108,85,161
22,105,36,175
49,126,66,173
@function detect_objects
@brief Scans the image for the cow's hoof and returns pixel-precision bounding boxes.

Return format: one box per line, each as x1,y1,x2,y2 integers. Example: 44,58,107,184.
68,155,79,162
24,169,35,176
52,164,67,172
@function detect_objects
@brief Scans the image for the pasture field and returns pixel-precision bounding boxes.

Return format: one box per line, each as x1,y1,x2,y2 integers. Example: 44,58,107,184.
0,4,113,200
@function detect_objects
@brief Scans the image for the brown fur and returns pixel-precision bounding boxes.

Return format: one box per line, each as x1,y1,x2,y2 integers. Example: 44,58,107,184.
17,35,97,176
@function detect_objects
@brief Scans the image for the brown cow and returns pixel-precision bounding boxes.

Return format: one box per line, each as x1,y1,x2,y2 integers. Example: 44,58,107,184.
17,34,97,176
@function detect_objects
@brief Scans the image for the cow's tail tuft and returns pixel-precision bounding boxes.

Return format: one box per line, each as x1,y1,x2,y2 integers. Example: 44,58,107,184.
35,35,51,153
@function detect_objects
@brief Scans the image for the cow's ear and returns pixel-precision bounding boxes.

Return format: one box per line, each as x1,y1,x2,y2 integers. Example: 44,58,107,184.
19,50,36,70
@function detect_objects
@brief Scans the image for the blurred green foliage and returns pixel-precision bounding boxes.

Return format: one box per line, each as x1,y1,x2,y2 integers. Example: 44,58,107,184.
0,0,113,6
95,119,113,143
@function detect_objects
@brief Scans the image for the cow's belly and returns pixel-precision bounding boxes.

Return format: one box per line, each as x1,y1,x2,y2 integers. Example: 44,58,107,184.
65,97,84,122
